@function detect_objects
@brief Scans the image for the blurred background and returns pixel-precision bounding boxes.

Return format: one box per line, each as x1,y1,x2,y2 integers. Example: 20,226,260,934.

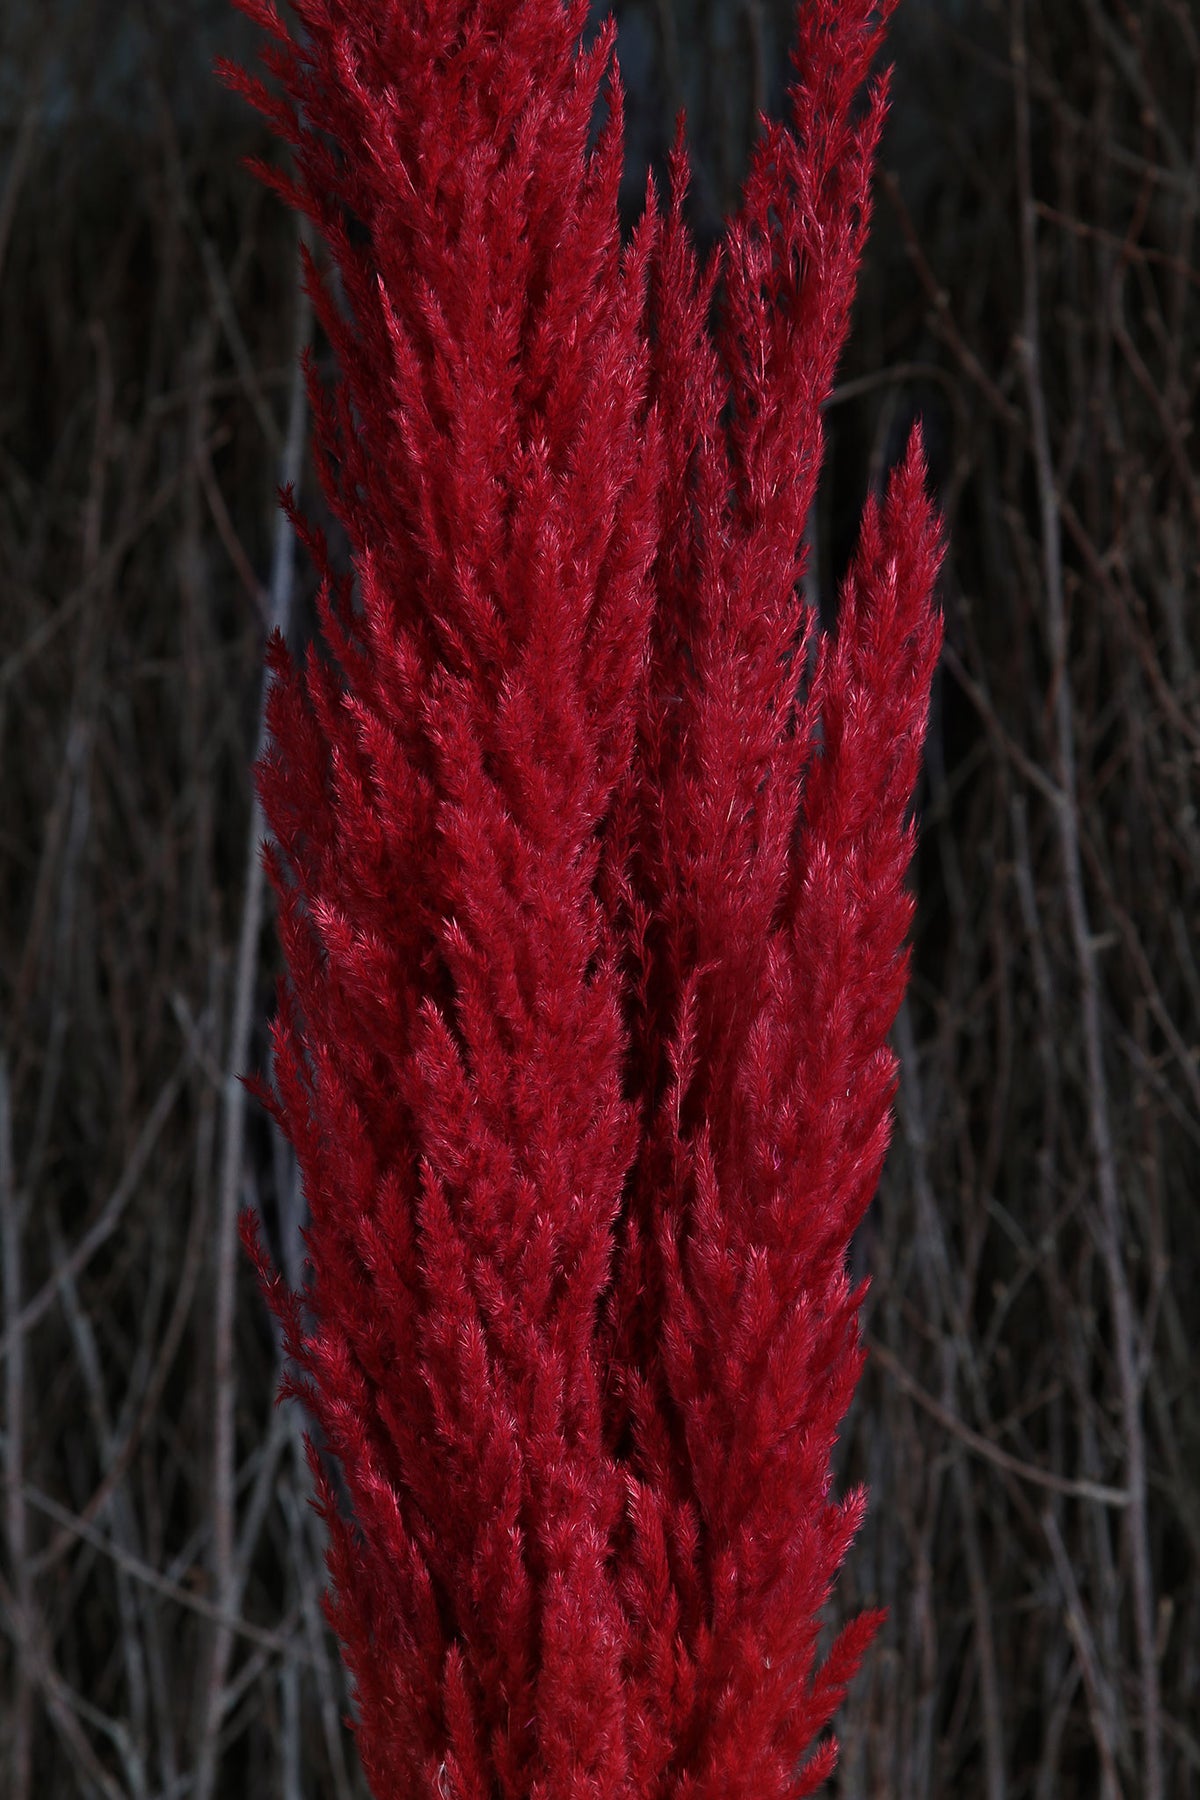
1,0,1197,1794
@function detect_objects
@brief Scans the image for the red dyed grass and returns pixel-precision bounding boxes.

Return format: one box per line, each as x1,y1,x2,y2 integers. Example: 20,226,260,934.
222,3,943,1793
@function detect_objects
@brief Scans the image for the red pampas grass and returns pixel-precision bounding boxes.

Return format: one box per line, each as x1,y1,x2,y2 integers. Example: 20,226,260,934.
221,3,943,1795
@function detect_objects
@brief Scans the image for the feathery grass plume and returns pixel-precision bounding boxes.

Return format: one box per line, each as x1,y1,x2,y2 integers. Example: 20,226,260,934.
594,6,943,1790
221,2,942,1795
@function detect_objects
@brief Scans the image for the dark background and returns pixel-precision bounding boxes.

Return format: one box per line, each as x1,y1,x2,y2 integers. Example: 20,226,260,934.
1,1,1197,1794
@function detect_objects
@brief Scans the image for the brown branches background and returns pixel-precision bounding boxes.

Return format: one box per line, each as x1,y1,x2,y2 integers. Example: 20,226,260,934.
0,0,1196,1794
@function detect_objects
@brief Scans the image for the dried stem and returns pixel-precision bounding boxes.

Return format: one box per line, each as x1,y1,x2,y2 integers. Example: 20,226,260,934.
1012,3,1162,1793
194,226,311,1800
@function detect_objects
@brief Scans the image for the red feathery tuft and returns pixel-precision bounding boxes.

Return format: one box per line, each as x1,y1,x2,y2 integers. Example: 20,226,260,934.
226,2,942,1794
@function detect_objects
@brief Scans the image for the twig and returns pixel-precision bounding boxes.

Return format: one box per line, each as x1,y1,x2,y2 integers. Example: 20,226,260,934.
1012,5,1162,1793
0,78,40,290
0,425,233,695
1,1054,31,1800
194,224,312,1800
869,1338,1130,1508
0,1057,188,1368
940,640,1066,809
1042,1508,1124,1800
0,1564,127,1800
880,167,1023,430
5,1482,315,1668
